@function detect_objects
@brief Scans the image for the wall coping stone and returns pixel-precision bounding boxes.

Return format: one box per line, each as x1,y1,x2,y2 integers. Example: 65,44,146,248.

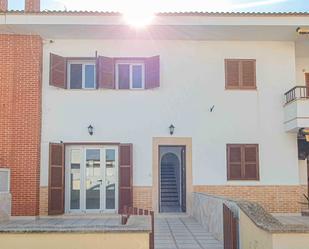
194,192,309,234
0,215,151,234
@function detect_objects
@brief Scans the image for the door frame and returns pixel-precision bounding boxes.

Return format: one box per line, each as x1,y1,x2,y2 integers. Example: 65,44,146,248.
152,137,192,213
64,144,119,213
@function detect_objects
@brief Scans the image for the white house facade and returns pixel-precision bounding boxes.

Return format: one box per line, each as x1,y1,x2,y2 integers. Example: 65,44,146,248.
1,9,309,216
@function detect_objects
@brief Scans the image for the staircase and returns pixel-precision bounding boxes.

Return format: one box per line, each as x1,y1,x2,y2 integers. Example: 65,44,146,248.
160,164,180,212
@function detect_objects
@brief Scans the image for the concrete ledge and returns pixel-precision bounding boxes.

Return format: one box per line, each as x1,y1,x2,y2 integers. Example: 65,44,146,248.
0,215,151,234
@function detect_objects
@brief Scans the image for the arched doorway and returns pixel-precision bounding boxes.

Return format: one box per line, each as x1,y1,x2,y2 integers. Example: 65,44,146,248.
159,147,186,212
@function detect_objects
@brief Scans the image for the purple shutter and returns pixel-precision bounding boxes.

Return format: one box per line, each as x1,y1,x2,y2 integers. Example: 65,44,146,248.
145,55,160,89
119,144,133,213
97,56,115,89
50,53,67,88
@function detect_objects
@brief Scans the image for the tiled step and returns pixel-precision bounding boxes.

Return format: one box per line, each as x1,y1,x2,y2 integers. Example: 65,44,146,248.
161,183,176,186
160,165,180,209
161,180,176,184
161,191,178,195
161,201,180,206
161,174,175,177
161,192,178,196
161,198,179,202
161,178,176,181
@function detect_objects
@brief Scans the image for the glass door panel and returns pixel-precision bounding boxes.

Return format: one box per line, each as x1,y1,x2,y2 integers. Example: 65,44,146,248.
105,149,116,210
85,149,101,210
70,149,81,210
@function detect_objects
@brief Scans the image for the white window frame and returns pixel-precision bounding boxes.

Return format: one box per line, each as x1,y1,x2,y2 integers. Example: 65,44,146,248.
67,60,96,90
0,168,10,193
64,145,119,214
115,62,145,90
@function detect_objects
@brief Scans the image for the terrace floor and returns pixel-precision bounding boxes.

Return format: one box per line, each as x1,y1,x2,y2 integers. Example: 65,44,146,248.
0,214,223,249
155,214,223,249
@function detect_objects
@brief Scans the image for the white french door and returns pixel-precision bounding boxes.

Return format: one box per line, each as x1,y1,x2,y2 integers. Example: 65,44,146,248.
65,145,118,213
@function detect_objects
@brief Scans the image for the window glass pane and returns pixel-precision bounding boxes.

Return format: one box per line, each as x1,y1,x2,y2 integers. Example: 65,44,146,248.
70,64,82,89
85,64,95,88
86,149,101,209
105,149,116,209
118,64,130,89
0,170,9,192
132,65,143,88
70,150,80,209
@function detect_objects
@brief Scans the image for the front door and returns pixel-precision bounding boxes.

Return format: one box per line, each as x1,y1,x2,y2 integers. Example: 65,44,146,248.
159,146,186,213
65,145,118,213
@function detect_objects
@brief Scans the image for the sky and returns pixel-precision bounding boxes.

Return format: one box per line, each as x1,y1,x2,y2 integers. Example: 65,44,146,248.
8,0,309,12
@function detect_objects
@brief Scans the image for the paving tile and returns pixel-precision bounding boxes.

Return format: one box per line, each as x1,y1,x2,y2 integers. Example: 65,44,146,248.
154,216,223,249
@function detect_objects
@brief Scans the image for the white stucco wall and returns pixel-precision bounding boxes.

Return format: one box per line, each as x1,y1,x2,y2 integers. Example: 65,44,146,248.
40,40,299,187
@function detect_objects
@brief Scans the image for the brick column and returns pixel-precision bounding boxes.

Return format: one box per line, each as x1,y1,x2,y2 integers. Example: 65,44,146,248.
0,0,7,12
25,0,40,12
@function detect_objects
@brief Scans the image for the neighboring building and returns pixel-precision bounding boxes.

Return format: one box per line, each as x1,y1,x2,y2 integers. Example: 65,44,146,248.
0,0,309,217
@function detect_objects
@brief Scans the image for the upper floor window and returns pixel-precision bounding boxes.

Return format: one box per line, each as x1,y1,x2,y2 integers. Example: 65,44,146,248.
226,144,259,181
49,53,160,90
0,168,10,193
116,62,145,89
68,61,96,89
225,59,256,90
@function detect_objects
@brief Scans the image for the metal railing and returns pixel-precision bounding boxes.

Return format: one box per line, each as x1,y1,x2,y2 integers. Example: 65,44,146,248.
285,86,309,104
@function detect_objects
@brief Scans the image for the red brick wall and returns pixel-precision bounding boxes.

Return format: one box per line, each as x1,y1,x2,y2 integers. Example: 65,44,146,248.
194,185,307,213
0,34,42,216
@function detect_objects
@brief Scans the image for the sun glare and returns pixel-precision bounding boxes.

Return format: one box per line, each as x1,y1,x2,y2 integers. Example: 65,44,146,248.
122,10,155,28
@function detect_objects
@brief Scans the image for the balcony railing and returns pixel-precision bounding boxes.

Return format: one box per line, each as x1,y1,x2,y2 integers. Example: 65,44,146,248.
285,86,309,104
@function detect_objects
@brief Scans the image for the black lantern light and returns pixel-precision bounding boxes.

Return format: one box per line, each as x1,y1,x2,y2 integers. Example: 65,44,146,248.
169,124,175,135
88,125,94,136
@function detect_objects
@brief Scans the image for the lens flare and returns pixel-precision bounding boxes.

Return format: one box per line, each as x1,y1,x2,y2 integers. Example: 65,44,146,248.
122,10,155,28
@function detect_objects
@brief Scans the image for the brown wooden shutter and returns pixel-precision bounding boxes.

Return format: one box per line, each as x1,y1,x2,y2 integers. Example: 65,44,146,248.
225,60,240,88
50,53,67,88
145,55,160,89
48,143,65,215
227,145,242,180
118,64,130,89
241,60,256,88
225,59,256,89
97,56,115,89
243,145,259,180
306,73,309,97
119,143,133,213
227,144,259,180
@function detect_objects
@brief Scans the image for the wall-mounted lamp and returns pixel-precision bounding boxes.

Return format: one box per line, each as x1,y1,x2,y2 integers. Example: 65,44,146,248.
296,27,309,35
169,124,175,135
299,128,309,142
88,125,94,136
